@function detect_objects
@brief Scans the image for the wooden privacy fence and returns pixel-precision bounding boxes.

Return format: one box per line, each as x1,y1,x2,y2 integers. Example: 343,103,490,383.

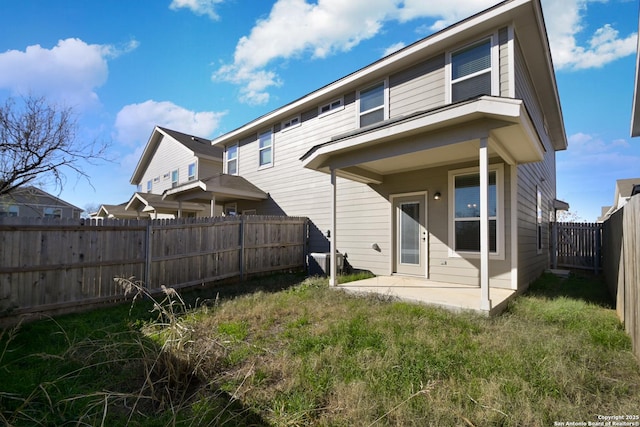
602,196,640,362
0,215,308,320
553,222,602,273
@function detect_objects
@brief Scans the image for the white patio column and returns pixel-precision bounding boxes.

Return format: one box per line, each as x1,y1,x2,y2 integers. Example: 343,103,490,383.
210,195,216,217
479,137,492,311
329,168,337,287
178,201,182,218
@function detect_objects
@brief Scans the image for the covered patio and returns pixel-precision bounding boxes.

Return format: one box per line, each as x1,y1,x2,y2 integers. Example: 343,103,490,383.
301,96,546,314
339,275,518,316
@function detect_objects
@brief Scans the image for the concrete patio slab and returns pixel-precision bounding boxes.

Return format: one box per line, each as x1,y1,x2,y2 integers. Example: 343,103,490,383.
337,275,518,316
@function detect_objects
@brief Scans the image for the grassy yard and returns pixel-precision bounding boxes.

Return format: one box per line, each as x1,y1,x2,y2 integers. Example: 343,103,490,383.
0,272,638,426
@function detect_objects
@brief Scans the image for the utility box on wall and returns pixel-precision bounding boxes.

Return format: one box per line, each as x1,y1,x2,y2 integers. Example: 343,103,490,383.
308,252,343,276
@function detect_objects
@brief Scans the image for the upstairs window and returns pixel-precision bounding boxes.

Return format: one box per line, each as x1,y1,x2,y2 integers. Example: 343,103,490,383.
282,116,300,131
226,144,238,175
171,169,179,188
358,81,386,127
0,205,18,217
258,129,273,168
188,162,196,181
43,207,61,219
147,180,152,193
451,39,492,103
319,98,343,116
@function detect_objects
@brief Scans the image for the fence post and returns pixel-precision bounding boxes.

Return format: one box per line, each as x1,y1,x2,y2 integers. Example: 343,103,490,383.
551,221,558,269
594,223,601,274
145,221,152,288
240,216,245,281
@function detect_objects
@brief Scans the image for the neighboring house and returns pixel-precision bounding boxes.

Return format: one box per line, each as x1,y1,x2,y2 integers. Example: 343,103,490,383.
598,178,640,222
167,0,568,307
0,186,82,219
92,203,146,219
96,126,225,219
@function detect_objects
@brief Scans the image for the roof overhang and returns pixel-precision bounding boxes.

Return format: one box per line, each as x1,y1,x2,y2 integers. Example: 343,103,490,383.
163,174,268,203
301,97,545,184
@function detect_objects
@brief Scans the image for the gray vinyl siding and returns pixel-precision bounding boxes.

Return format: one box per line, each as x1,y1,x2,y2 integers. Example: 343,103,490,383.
514,35,557,288
218,22,554,289
139,136,203,194
389,54,445,118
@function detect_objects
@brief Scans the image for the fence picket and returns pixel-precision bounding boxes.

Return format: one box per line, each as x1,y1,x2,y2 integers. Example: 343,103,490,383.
554,222,602,272
0,215,307,321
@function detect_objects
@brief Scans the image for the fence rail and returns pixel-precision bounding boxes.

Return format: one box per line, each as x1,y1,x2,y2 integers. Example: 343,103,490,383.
602,196,640,362
0,216,308,320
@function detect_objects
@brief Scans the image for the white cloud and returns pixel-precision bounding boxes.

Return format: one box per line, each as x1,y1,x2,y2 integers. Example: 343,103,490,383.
0,38,138,107
541,0,637,70
215,0,637,104
114,100,226,146
213,0,403,105
383,42,406,57
169,0,224,20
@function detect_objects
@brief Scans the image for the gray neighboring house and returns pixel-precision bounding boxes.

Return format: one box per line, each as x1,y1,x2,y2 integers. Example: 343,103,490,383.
0,186,82,219
167,0,568,307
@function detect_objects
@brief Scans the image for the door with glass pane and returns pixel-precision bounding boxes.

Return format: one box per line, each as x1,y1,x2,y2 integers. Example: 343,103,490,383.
394,195,426,276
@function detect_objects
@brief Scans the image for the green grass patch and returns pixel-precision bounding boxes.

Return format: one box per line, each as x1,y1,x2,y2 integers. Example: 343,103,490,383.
1,271,638,426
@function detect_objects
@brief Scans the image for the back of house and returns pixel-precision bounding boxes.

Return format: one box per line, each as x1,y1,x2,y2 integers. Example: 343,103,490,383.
173,0,567,293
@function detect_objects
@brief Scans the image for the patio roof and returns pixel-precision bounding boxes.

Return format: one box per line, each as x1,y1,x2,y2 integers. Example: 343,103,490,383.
125,192,207,215
163,173,268,204
301,96,544,184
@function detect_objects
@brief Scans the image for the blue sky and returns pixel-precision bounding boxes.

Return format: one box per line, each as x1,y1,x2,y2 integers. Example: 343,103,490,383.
0,0,638,221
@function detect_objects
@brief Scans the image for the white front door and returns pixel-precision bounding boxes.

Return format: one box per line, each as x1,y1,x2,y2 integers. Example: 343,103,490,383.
393,194,427,276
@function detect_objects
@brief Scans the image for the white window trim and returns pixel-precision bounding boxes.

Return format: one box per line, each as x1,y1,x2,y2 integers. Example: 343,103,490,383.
445,33,499,104
258,129,273,170
281,115,301,132
226,143,238,175
147,180,152,193
356,80,389,128
319,98,344,118
171,169,179,188
448,164,505,260
188,162,197,181
537,186,543,254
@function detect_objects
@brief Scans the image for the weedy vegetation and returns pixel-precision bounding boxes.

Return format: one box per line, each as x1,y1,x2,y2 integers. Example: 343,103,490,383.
0,271,638,426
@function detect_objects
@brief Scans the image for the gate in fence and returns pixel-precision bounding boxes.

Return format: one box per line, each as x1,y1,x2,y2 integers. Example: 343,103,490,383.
552,222,602,273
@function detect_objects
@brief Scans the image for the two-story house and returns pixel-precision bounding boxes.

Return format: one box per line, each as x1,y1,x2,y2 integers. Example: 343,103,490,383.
166,0,568,309
126,126,227,218
0,186,82,219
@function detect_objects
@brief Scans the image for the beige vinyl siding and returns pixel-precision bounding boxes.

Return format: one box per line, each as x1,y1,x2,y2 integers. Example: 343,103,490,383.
514,35,557,288
197,158,223,179
514,38,548,145
498,27,510,97
139,136,199,194
389,54,445,118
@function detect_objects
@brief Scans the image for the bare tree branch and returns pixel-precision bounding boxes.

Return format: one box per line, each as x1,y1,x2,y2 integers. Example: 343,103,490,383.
0,95,110,196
